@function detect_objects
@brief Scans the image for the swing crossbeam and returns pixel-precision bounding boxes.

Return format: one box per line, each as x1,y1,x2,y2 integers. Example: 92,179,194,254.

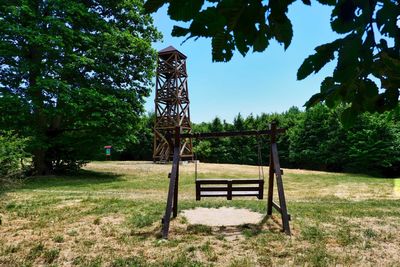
195,179,264,200
180,128,285,139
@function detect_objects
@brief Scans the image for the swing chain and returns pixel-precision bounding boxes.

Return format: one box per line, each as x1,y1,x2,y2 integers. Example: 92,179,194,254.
257,136,265,180
194,152,198,180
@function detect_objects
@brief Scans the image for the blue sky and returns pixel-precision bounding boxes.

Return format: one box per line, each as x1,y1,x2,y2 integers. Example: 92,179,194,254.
145,1,339,123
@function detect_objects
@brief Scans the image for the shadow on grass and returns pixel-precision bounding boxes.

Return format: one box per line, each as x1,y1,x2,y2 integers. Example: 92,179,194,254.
130,226,163,240
0,177,24,197
18,169,124,191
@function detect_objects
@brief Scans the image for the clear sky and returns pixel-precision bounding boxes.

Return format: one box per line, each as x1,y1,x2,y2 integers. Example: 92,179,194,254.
145,1,339,123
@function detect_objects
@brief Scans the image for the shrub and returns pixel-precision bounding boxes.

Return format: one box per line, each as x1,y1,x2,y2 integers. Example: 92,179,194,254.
0,131,29,190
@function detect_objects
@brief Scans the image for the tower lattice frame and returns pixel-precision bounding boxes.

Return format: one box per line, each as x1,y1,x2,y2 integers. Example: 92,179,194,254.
153,46,193,162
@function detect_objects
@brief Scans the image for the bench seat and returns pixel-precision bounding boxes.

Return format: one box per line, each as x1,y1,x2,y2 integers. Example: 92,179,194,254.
195,178,264,200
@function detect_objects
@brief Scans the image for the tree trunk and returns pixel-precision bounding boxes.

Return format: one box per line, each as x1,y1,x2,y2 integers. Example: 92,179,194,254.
32,149,49,175
28,40,50,175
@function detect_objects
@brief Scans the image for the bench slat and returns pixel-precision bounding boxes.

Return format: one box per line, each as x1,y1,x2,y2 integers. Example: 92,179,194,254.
200,191,260,196
199,186,262,192
196,178,263,184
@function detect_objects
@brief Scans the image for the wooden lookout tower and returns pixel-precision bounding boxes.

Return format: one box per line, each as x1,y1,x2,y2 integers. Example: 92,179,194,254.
153,46,193,162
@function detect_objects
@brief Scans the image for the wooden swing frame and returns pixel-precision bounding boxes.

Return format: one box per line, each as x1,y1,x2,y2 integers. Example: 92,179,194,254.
161,122,291,239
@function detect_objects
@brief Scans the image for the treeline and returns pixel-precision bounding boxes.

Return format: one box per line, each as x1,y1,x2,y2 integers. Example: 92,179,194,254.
121,105,400,176
5,104,398,177
192,105,400,176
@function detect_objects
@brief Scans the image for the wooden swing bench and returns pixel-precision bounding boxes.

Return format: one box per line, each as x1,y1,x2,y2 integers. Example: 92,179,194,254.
196,178,264,200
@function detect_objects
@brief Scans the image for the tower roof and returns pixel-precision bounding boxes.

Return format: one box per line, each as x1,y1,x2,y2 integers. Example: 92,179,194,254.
158,46,187,59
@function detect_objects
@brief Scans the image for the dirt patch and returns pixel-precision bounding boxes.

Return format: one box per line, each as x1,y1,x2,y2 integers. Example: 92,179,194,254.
100,215,125,225
56,199,82,209
181,207,264,226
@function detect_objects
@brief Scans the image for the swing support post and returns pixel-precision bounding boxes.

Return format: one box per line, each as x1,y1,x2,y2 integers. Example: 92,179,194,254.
267,122,291,235
162,127,181,239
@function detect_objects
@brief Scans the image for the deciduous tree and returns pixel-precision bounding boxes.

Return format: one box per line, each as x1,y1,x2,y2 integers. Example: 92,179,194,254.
0,0,161,174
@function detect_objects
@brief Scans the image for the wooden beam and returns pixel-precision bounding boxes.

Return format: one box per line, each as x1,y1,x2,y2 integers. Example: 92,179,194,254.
180,128,285,139
198,186,263,192
196,178,263,184
259,180,264,199
272,201,291,221
172,127,180,218
161,131,180,239
271,143,291,235
267,123,276,216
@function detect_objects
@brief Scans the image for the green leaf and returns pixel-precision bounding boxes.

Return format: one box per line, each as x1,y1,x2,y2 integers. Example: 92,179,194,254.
361,79,379,99
272,15,293,50
354,79,379,112
376,1,399,39
333,63,359,83
253,28,269,52
297,55,315,80
297,41,339,80
234,31,249,56
302,0,311,5
189,7,226,37
219,0,246,30
171,26,190,37
211,32,234,62
304,93,323,108
168,0,205,22
320,77,343,108
330,0,357,34
316,0,335,5
333,35,361,83
144,0,168,13
320,77,335,94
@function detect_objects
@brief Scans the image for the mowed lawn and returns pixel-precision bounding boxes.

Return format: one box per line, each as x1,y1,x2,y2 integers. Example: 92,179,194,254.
1,161,400,266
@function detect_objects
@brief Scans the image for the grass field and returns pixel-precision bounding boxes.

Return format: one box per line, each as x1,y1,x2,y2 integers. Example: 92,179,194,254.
1,161,400,266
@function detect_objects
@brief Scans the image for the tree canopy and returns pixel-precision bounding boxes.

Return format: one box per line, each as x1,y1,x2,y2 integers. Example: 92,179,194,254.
144,0,400,124
0,0,161,174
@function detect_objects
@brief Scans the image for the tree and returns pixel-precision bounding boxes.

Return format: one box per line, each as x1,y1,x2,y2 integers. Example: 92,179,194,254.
345,112,400,174
119,112,155,161
288,104,347,171
0,0,161,174
144,0,400,124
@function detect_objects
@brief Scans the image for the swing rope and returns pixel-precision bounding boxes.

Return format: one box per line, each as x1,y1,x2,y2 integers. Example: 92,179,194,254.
257,136,265,180
194,151,198,180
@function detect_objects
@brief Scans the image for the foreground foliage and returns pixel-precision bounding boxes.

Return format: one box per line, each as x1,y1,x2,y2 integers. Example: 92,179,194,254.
0,0,161,174
145,0,400,122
